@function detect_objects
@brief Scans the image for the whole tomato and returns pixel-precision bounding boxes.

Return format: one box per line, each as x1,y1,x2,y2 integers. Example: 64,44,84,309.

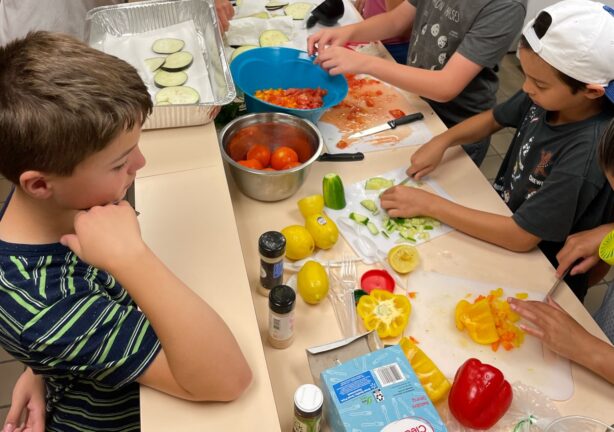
271,146,299,170
282,161,302,170
238,159,263,170
246,144,271,167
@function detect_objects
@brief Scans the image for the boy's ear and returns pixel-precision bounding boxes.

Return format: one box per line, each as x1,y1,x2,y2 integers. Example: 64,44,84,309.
585,83,606,100
19,171,54,199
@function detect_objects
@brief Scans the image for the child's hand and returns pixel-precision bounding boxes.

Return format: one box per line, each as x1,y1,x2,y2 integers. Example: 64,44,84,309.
60,201,147,274
2,368,46,432
313,45,369,76
215,0,235,33
379,185,435,218
508,297,591,363
407,136,449,179
555,224,614,277
307,27,353,56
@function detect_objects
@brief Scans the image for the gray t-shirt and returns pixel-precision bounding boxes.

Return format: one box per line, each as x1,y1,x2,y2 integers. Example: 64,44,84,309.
407,0,526,126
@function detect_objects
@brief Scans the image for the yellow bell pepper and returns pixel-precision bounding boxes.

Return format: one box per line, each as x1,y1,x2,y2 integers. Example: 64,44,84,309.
357,289,411,339
454,298,499,344
399,337,451,403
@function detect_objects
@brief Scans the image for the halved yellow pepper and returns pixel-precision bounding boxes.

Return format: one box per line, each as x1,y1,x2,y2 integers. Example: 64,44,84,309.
455,298,499,344
399,337,451,403
357,289,411,339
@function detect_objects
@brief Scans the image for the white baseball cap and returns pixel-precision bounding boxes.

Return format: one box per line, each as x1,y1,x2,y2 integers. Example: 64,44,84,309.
522,0,614,102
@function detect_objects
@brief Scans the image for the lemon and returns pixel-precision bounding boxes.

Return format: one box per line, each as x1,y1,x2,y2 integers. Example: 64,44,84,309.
297,260,329,304
305,213,339,250
281,225,315,260
297,194,325,219
599,229,614,265
387,245,420,274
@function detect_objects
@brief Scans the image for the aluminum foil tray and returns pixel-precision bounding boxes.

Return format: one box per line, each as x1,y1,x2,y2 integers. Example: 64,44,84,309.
85,0,236,130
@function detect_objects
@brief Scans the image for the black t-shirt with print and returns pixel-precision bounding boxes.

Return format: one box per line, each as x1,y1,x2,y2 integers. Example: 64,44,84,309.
493,90,614,300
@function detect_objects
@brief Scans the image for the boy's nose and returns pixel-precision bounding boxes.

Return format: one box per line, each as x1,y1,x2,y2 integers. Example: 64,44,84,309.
128,147,146,173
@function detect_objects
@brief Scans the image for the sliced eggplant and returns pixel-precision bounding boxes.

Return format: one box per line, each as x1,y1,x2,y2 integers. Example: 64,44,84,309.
249,11,270,18
152,38,185,54
161,51,193,72
230,45,259,63
154,70,188,88
259,29,289,47
144,57,166,72
155,86,200,105
284,2,313,20
265,0,289,10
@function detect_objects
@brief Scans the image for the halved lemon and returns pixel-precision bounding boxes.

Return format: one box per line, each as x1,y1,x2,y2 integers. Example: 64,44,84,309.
599,229,614,265
387,245,420,274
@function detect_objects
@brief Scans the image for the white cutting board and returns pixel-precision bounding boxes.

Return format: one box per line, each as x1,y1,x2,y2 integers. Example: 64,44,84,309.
404,271,574,401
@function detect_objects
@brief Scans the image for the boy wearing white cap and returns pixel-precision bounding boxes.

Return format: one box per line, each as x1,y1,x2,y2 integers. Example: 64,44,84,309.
381,0,614,301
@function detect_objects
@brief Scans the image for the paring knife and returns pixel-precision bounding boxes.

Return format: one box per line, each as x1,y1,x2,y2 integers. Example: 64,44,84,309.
348,112,424,140
543,266,571,301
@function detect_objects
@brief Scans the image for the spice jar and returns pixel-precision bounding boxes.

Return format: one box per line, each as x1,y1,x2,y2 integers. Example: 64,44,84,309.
268,284,295,349
258,231,286,297
293,384,323,432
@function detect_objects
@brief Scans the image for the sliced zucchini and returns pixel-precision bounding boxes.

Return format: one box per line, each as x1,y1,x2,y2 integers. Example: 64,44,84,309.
366,221,379,235
360,199,379,215
284,2,313,19
155,86,200,105
144,57,166,72
365,177,394,190
152,38,185,54
259,29,289,47
265,0,289,10
154,70,188,88
322,173,346,210
250,11,270,18
230,45,259,63
161,51,193,72
349,212,369,225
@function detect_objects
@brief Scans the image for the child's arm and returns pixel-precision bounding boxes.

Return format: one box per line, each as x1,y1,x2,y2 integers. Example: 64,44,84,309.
380,186,540,252
408,109,503,179
508,297,614,384
60,202,252,402
2,368,46,432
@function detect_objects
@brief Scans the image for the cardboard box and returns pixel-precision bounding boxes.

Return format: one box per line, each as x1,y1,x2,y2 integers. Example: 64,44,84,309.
321,345,447,432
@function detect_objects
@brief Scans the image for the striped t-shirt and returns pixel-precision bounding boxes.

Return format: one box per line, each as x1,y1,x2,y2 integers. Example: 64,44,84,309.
0,236,161,431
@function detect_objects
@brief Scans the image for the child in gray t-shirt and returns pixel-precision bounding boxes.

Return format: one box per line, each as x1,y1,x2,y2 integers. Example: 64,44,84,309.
380,0,614,300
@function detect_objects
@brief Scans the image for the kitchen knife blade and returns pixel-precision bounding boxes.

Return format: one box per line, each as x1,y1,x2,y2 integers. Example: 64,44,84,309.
543,266,571,301
348,112,424,140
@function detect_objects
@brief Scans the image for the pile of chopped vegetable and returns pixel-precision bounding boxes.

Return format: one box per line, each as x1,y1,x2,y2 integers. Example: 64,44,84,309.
254,88,327,110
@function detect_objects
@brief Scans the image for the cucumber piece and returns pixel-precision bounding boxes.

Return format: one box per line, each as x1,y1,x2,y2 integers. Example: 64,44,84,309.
381,230,390,238
349,212,369,225
365,177,394,190
161,51,193,72
259,29,289,47
154,70,188,88
230,45,259,63
265,0,289,10
366,221,379,235
250,11,270,18
284,2,313,19
322,173,346,210
144,57,166,72
152,38,185,54
155,86,200,105
360,199,379,215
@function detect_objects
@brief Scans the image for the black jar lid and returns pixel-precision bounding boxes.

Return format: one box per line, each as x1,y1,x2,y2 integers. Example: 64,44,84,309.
259,231,286,259
269,285,296,314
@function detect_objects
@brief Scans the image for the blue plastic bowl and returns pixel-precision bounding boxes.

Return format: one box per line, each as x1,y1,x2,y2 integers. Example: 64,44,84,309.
230,47,348,123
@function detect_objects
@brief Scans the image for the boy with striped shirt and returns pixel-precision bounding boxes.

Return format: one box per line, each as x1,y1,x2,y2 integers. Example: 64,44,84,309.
0,32,252,431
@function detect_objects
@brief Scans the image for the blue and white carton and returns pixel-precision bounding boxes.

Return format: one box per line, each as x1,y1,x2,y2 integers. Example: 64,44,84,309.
320,345,447,432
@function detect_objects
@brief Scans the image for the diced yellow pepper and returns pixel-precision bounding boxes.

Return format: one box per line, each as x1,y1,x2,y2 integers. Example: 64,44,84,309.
399,337,451,403
356,289,411,339
454,298,499,344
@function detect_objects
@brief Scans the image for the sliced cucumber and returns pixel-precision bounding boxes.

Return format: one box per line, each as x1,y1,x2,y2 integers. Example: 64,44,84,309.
365,177,394,190
284,2,313,19
144,57,166,72
366,221,379,235
154,70,188,88
349,212,369,225
250,11,270,18
152,38,185,54
360,199,379,215
322,173,346,210
155,86,200,105
265,0,289,10
259,29,289,47
230,45,259,63
161,51,193,72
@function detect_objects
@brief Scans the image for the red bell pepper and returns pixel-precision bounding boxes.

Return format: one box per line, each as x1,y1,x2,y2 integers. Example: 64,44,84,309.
448,358,513,430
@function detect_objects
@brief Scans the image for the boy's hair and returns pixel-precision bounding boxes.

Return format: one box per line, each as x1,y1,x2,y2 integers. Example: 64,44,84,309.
518,0,614,103
518,13,585,94
0,31,152,184
598,119,614,175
